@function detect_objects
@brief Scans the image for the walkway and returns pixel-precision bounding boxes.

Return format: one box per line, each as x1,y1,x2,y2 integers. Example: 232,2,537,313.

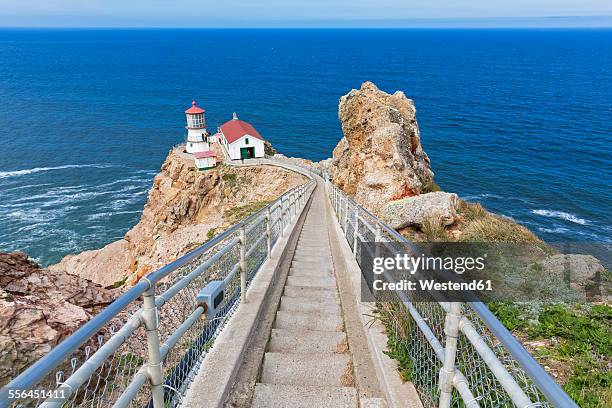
249,183,357,407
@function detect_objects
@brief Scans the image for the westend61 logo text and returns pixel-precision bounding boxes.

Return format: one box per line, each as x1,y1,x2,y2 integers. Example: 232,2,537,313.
372,253,487,275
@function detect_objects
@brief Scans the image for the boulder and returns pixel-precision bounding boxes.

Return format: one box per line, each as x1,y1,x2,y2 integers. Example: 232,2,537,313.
0,252,117,387
536,254,608,301
381,192,459,229
331,82,434,214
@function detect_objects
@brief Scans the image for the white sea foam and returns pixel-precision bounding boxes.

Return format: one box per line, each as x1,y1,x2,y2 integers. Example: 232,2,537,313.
537,227,570,234
531,209,589,225
0,164,113,179
87,210,142,221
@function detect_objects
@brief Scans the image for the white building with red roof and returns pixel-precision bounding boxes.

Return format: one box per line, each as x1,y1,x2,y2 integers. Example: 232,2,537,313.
219,113,265,160
184,100,210,154
193,150,217,170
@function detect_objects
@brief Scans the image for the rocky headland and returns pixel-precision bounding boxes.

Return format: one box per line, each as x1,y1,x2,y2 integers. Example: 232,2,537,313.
50,149,306,287
1,81,608,399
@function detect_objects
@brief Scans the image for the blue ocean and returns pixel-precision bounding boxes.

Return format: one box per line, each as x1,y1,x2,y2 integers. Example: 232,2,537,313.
0,29,610,266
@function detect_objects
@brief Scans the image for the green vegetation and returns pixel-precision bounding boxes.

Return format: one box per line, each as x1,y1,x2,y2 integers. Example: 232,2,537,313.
458,201,541,243
374,301,415,382
223,201,271,224
421,214,446,241
390,198,608,406
206,228,217,241
490,302,612,407
424,180,442,193
117,352,144,374
401,200,544,244
221,172,237,183
109,275,129,289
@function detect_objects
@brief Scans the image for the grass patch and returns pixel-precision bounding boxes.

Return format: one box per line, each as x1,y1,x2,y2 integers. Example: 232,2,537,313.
456,199,542,243
490,302,612,407
223,201,271,225
206,228,217,241
374,301,415,382
424,180,442,193
458,200,488,222
221,172,237,183
421,214,446,241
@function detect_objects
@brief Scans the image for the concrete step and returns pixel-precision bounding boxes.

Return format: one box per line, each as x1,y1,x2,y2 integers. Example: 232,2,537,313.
297,240,329,245
295,246,330,253
274,310,343,332
291,259,334,271
292,253,332,262
283,285,338,300
268,328,346,354
251,383,357,408
279,296,341,315
260,352,350,387
289,268,334,279
286,275,336,288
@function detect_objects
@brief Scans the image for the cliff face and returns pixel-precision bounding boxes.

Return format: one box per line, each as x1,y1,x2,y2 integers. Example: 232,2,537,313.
51,149,306,287
0,252,116,387
331,82,434,214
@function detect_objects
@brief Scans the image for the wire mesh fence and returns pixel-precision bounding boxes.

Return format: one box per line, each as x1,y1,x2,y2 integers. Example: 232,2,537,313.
326,181,577,408
1,178,315,408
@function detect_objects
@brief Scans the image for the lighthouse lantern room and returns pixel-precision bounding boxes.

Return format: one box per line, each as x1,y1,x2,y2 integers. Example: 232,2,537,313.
185,100,210,154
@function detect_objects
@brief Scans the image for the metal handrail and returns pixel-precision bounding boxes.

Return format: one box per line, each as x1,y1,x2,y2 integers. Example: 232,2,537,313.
325,179,578,408
1,171,316,408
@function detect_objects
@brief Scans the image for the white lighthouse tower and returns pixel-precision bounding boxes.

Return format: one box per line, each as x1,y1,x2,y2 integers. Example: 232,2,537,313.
185,100,210,154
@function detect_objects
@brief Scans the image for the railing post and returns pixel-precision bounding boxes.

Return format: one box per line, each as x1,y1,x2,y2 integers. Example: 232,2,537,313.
239,226,247,303
439,302,462,408
375,224,382,260
343,198,349,232
280,197,286,236
265,207,272,258
352,208,359,255
142,286,164,408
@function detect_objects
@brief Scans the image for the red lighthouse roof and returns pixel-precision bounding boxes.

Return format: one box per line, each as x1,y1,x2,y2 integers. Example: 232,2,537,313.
185,100,205,114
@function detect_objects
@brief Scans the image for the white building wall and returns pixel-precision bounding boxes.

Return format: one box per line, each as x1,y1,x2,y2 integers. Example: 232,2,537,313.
186,129,210,154
194,156,216,169
227,135,264,160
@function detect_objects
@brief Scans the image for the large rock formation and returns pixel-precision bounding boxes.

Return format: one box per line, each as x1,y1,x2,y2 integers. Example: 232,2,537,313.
51,149,306,287
381,192,459,229
331,82,434,214
0,252,116,387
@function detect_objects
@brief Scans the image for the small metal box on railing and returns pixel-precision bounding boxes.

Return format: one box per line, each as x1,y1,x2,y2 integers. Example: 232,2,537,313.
196,281,225,319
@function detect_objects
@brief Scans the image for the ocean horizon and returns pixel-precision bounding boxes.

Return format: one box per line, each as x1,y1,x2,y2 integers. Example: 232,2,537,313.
0,28,610,265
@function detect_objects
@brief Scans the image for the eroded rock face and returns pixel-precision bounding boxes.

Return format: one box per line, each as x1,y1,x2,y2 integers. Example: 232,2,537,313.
331,82,434,214
51,148,306,287
0,252,116,387
381,192,459,229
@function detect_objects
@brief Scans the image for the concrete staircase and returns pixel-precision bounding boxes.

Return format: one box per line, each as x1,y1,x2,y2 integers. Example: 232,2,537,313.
251,188,358,408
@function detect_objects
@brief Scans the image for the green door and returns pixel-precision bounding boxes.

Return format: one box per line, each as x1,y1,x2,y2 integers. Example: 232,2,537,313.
240,147,255,159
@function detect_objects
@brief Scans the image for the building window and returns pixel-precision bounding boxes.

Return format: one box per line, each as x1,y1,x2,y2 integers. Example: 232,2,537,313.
245,138,249,145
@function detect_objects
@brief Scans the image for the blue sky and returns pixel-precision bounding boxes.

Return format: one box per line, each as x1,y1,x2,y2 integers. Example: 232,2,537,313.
0,0,611,28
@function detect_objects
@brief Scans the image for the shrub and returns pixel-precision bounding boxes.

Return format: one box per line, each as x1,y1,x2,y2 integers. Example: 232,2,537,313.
460,215,540,243
222,173,237,183
223,201,271,224
458,200,488,222
424,180,442,193
421,214,446,241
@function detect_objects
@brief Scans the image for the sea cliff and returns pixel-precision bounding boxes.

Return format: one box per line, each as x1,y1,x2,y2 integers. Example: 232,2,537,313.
49,149,306,287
